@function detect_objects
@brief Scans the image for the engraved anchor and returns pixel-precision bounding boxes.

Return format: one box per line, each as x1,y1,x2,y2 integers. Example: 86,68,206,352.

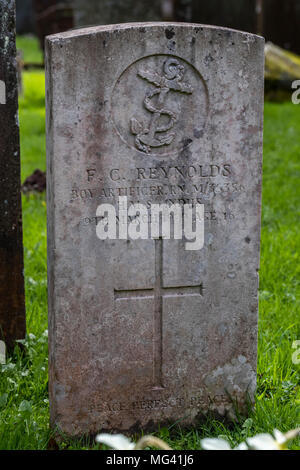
130,58,193,154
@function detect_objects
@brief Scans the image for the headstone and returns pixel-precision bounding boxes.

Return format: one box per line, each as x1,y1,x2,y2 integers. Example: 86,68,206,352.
174,0,256,33
16,0,36,35
34,0,74,52
46,23,264,437
0,0,26,351
73,0,162,27
0,340,6,364
16,50,24,96
174,0,300,55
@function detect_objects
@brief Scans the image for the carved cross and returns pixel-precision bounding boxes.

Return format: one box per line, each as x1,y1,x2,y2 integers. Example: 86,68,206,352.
114,238,203,389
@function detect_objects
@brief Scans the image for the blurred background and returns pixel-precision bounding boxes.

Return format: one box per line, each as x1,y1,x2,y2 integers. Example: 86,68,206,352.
16,0,300,53
15,0,300,101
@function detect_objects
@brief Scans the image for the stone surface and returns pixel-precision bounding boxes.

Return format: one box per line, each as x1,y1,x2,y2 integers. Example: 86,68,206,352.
0,0,26,350
74,0,162,27
46,23,264,437
0,340,5,364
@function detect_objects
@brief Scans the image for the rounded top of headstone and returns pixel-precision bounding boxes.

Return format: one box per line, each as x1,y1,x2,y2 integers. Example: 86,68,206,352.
45,22,265,44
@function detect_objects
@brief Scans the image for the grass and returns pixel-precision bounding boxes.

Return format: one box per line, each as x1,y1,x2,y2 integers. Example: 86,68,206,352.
16,35,43,65
0,37,299,450
19,71,46,180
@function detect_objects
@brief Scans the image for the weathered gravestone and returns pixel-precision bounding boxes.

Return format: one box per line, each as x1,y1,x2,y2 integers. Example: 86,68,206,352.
46,23,264,436
74,0,162,27
0,340,5,364
0,0,26,350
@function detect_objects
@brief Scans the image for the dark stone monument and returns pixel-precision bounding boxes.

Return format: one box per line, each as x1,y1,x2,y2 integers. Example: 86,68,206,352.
73,0,162,27
16,0,36,35
0,0,26,350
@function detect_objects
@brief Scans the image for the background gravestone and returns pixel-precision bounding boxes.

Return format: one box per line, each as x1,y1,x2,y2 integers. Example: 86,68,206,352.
0,0,26,350
0,340,5,364
16,0,36,35
174,0,300,54
174,0,256,30
33,0,74,52
46,23,264,437
73,0,162,27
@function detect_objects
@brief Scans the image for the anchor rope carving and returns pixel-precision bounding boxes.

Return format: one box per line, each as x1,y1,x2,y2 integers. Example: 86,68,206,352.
130,58,193,154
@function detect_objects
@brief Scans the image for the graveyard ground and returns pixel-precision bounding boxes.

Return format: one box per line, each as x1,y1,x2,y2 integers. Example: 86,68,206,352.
0,38,299,450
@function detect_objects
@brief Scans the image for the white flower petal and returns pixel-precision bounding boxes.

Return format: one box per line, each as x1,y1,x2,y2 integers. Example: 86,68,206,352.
247,434,278,450
234,442,248,450
201,438,232,450
273,429,287,444
96,433,135,450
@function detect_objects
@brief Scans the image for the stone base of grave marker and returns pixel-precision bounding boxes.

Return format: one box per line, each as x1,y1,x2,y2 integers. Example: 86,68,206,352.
46,23,264,437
